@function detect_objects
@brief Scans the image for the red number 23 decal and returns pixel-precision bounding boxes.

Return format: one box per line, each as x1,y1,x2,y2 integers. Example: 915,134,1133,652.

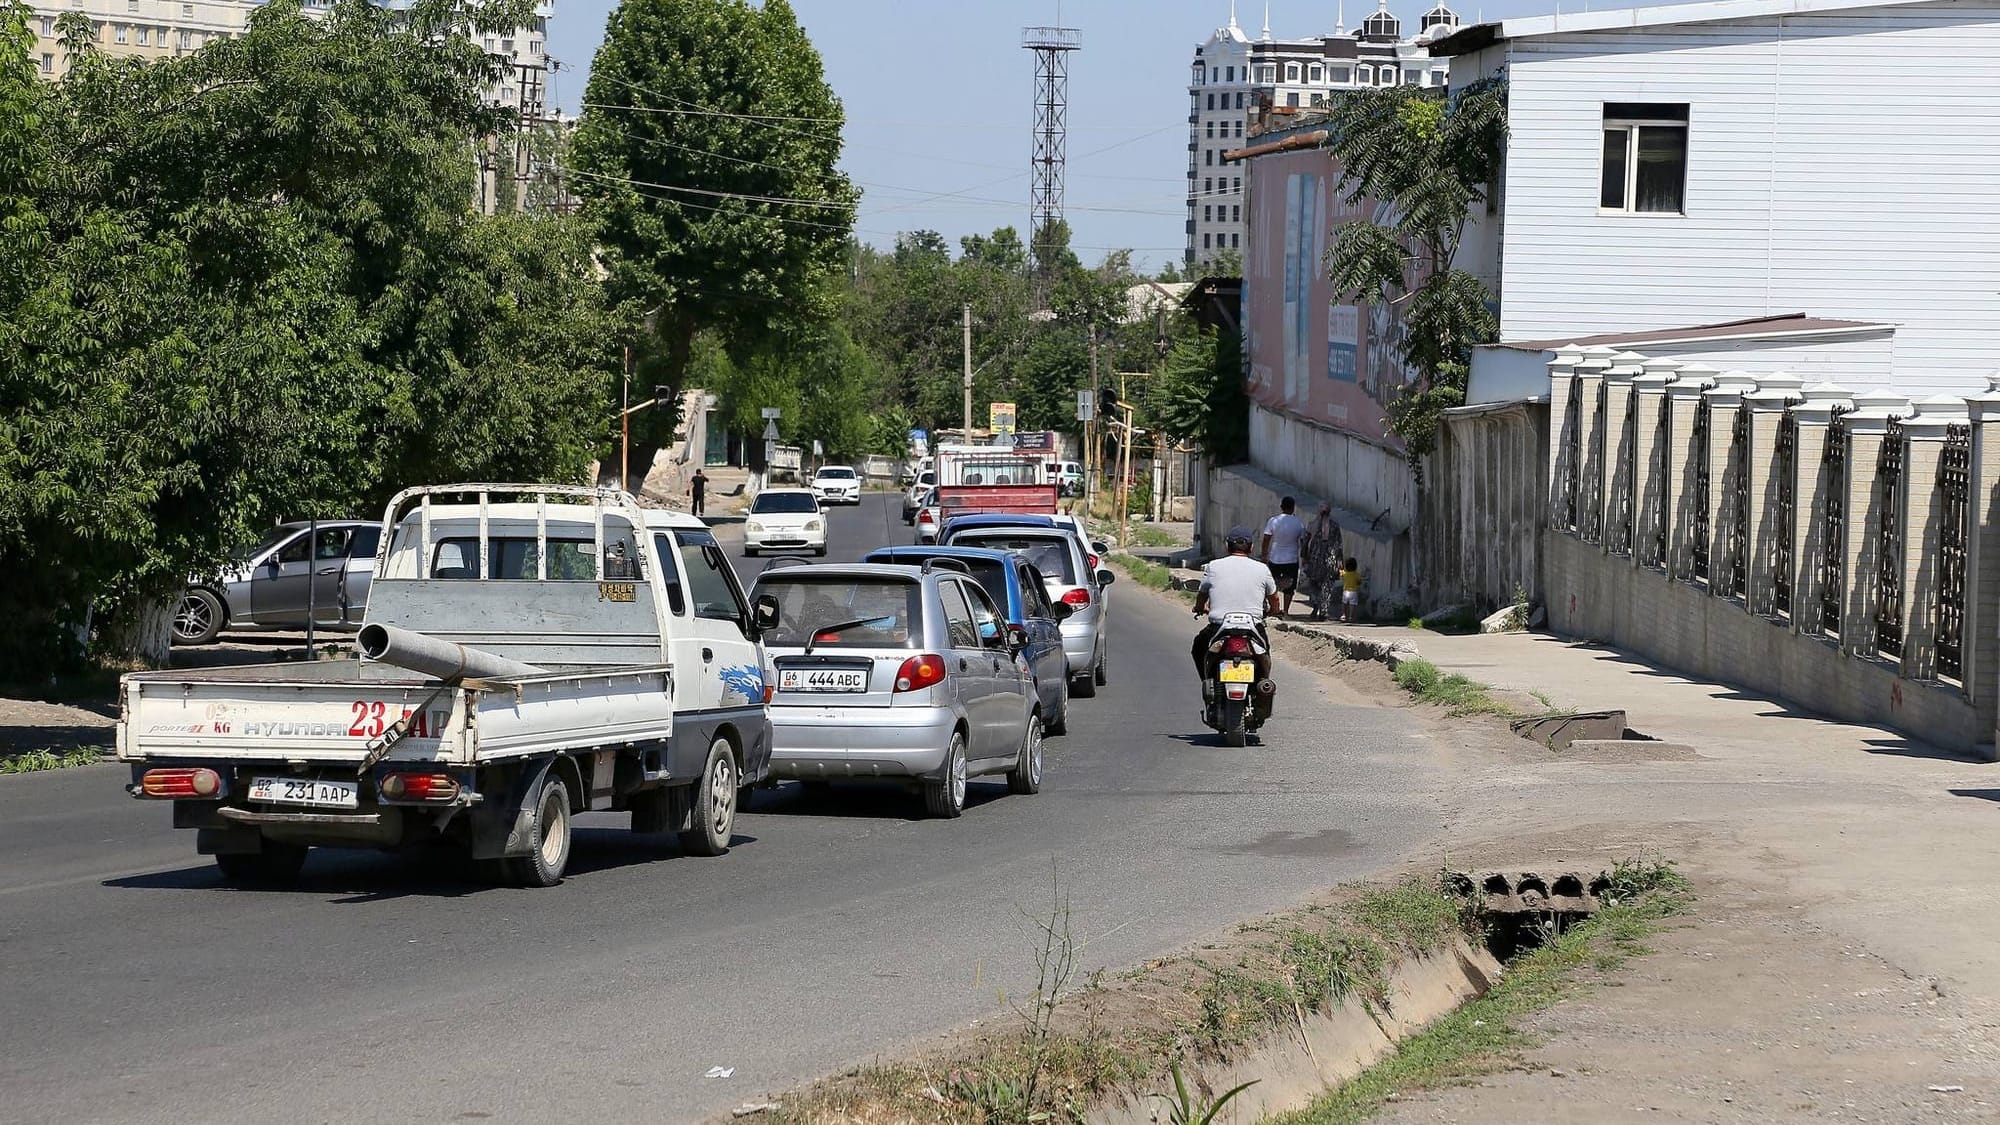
348,700,386,738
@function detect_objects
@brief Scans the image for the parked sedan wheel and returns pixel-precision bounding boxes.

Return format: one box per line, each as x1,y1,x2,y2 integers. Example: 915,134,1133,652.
923,731,968,819
1007,712,1044,796
679,737,737,856
503,772,574,887
172,588,225,647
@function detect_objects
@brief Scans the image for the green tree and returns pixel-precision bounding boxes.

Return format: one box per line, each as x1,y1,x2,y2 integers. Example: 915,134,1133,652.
1146,325,1248,464
573,0,856,462
1325,80,1507,469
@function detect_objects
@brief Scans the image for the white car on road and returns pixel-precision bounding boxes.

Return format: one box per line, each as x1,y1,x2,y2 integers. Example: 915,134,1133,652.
744,489,827,557
811,466,862,505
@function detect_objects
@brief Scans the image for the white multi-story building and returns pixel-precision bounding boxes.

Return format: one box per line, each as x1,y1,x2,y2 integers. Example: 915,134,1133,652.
1186,1,1458,269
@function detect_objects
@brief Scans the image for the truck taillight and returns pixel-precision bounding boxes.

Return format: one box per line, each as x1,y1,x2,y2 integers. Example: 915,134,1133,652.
141,767,222,799
1061,588,1092,608
379,772,460,802
894,654,948,693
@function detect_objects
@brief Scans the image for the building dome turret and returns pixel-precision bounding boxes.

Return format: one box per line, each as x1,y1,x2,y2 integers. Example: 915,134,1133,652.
1361,0,1402,41
1420,3,1460,34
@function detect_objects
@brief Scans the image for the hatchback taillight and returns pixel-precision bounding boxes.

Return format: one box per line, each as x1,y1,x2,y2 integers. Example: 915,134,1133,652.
1061,588,1092,608
1087,553,1100,569
1222,635,1252,656
140,767,222,798
894,653,948,693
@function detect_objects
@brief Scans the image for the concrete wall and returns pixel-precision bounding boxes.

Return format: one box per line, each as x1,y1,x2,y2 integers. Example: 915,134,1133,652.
1545,531,1988,755
1204,462,1413,616
1420,401,1549,613
1248,403,1415,531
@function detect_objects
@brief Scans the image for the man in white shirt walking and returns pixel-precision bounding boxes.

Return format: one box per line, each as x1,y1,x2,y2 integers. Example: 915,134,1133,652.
1260,496,1308,617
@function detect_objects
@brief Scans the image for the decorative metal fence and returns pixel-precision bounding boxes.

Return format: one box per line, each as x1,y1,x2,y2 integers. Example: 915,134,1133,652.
1874,422,1905,660
1819,417,1848,639
1652,397,1671,567
1585,381,1607,542
1615,395,1636,555
1773,414,1797,617
1691,402,1712,581
1935,424,1971,682
1722,405,1751,599
1562,377,1581,532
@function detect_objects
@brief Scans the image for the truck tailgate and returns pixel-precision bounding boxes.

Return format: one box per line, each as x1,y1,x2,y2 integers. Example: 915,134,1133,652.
119,661,677,765
936,484,1059,517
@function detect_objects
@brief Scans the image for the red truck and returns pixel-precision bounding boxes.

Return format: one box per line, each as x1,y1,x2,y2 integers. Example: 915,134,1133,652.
912,443,1058,542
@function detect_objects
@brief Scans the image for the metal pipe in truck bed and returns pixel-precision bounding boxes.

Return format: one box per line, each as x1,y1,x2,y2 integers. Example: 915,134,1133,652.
355,623,546,682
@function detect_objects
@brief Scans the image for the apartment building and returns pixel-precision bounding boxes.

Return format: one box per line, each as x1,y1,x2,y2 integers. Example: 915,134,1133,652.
27,0,256,79
1186,2,1457,269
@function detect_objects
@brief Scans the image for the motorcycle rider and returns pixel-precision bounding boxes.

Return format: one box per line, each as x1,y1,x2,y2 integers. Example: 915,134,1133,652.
1191,526,1282,678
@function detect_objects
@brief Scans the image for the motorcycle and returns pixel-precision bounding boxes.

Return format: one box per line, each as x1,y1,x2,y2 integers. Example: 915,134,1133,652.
1200,611,1275,747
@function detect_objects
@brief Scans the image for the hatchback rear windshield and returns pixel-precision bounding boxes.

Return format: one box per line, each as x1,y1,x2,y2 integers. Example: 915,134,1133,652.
949,534,1076,584
752,492,818,514
757,577,921,649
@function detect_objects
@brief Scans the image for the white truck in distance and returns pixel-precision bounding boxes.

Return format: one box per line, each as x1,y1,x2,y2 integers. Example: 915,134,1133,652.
117,485,779,887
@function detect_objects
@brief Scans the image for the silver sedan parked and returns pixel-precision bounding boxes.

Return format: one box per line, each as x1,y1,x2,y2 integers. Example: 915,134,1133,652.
749,561,1043,818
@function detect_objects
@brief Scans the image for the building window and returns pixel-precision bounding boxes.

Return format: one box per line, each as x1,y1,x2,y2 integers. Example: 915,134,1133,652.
1193,66,1204,86
1233,120,1242,137
125,0,135,8
1357,64,1373,84
1205,149,1213,166
1312,92,1325,106
40,15,52,33
40,52,52,72
1286,92,1300,107
1309,64,1323,82
1225,65,1234,81
1206,93,1214,109
1601,103,1689,213
501,37,513,53
114,23,126,41
1260,64,1277,83
1204,121,1213,138
1234,91,1244,109
136,25,147,42
178,2,189,14
1204,233,1212,249
1204,205,1213,221
1232,176,1241,193
1285,62,1300,81
1231,233,1240,248
176,27,189,47
1330,66,1351,83
1404,68,1422,85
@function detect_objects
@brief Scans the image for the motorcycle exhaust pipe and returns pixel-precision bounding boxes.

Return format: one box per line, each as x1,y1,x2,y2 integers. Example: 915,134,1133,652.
1256,678,1277,695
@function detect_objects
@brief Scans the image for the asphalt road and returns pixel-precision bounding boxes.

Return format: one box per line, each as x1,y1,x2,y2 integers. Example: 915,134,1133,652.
0,493,1450,1124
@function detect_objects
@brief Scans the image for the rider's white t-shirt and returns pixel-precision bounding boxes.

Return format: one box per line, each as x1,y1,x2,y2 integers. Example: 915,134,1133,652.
1263,513,1306,564
1200,554,1277,624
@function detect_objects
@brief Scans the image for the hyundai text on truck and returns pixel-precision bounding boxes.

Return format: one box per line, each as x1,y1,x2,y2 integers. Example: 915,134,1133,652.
117,485,779,887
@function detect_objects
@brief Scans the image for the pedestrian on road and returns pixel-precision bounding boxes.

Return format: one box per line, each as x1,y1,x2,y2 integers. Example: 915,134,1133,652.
688,468,709,518
1338,556,1364,623
1303,502,1342,622
1260,496,1307,617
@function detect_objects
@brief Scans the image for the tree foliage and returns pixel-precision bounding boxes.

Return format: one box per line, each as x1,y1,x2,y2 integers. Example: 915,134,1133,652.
0,0,624,675
1325,79,1507,467
1147,326,1247,464
573,0,856,457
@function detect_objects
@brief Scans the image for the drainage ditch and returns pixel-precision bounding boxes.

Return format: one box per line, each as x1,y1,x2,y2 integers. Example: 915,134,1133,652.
1449,868,1616,960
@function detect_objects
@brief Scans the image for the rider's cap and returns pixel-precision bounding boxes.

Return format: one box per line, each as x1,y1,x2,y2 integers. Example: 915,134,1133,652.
1225,525,1253,545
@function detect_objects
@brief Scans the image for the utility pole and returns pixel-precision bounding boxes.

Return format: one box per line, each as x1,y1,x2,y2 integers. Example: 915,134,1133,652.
962,302,974,440
620,343,632,491
1085,325,1099,517
1117,372,1134,550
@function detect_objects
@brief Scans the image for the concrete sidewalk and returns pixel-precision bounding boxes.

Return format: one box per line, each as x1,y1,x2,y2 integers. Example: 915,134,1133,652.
1297,622,2000,1002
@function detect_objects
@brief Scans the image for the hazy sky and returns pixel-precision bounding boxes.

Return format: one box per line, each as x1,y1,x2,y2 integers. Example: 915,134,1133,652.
544,1,1553,272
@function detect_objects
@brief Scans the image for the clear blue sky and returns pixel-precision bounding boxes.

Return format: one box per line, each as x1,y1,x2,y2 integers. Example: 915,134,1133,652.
545,1,1550,273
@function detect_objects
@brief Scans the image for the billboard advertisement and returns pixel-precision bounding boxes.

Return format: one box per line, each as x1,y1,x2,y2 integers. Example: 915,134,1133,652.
988,402,1016,436
1243,145,1417,448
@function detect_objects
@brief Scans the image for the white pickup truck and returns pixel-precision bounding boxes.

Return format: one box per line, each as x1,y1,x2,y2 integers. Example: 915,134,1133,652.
117,485,780,887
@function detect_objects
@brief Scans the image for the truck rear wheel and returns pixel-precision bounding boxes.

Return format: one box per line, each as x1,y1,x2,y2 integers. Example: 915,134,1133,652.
503,773,573,887
679,737,737,857
214,841,308,886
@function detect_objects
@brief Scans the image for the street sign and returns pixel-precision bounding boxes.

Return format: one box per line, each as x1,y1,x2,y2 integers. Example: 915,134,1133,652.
988,401,1017,436
1076,390,1095,421
811,439,823,457
760,407,782,420
763,419,780,441
1012,430,1054,452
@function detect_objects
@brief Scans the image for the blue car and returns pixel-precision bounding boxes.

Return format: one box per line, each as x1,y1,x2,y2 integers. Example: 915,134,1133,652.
864,545,1075,734
936,515,1114,698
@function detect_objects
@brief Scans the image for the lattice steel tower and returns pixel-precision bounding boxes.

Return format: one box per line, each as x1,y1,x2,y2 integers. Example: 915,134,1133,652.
1022,25,1081,287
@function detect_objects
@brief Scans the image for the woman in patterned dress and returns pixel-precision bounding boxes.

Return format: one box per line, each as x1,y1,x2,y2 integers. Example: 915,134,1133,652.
1302,503,1341,621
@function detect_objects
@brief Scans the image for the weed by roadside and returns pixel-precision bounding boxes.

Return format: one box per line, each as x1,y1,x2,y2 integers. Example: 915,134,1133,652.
1391,659,1512,717
1111,553,1174,592
1123,524,1188,549
1,746,102,775
1268,871,1693,1125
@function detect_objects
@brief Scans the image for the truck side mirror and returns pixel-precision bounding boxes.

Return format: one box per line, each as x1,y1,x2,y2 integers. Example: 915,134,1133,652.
751,594,781,636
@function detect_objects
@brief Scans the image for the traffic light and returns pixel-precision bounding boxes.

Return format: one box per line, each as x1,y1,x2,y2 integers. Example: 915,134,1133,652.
1101,385,1120,414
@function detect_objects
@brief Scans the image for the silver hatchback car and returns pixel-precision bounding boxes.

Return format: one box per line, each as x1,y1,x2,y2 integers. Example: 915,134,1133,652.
750,561,1044,818
940,518,1114,699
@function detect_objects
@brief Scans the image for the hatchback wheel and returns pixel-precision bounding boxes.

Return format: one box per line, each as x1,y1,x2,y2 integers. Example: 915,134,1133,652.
1007,713,1044,795
923,731,968,819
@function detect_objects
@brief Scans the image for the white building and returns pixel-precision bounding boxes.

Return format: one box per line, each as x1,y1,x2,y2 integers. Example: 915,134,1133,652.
1435,0,2000,400
1187,1,1457,269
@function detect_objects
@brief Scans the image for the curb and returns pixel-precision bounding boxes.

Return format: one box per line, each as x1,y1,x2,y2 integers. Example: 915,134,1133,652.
1270,618,1426,670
